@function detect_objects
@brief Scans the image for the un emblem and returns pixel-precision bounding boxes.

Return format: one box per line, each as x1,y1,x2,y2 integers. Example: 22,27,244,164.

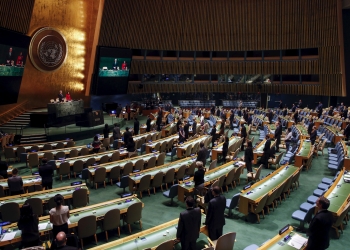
29,27,68,72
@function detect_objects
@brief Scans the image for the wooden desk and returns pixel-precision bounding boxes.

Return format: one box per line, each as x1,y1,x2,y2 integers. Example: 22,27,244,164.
161,122,176,137
0,184,89,208
176,135,209,158
52,149,128,168
323,168,350,216
177,161,245,202
140,121,156,134
0,195,141,247
294,140,312,168
7,139,73,153
257,226,306,250
27,145,92,159
89,213,208,250
129,157,195,184
295,125,309,139
252,139,274,164
211,136,241,161
145,134,178,154
0,175,42,190
239,164,299,215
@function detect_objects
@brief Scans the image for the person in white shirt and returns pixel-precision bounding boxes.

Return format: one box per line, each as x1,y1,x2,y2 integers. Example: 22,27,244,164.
283,127,293,150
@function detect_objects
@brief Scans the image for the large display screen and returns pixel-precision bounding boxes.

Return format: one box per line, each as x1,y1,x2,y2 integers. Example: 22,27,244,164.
0,28,31,105
92,47,132,95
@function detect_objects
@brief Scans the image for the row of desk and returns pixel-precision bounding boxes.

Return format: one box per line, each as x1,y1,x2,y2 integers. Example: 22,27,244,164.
8,139,73,153
211,136,242,161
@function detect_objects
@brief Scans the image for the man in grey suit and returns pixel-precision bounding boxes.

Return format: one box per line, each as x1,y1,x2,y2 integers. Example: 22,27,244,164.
196,142,208,166
205,186,226,240
176,196,201,250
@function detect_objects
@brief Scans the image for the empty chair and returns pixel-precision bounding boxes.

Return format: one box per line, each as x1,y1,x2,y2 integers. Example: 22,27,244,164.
77,215,97,248
156,152,165,166
55,142,64,149
184,145,192,158
1,202,20,222
135,174,151,198
209,159,217,171
291,205,315,230
151,172,164,194
246,165,262,183
43,152,54,161
66,140,75,147
25,198,43,216
162,184,178,205
117,176,129,194
243,244,259,250
102,138,110,150
85,158,96,167
146,156,156,169
225,193,240,217
111,151,120,161
99,155,109,164
332,204,350,238
16,146,26,162
155,240,174,250
159,141,167,153
30,146,39,152
124,202,143,233
72,160,84,178
27,184,43,193
175,165,187,182
163,168,175,190
102,208,120,241
186,161,196,177
94,167,106,189
206,232,236,250
80,148,89,156
72,188,88,208
55,151,66,160
153,142,161,152
58,162,71,181
69,149,79,158
109,166,121,185
249,194,268,223
129,152,138,158
43,144,52,151
264,189,279,214
123,162,133,176
28,153,39,173
223,168,236,191
0,186,5,198
4,147,16,162
134,159,145,171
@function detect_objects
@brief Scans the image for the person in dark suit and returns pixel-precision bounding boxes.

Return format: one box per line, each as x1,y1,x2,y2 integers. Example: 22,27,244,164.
244,141,254,173
176,118,182,132
196,142,208,166
58,90,64,102
247,114,252,126
308,119,314,135
317,102,323,118
18,203,39,248
328,106,334,116
216,108,221,117
55,231,79,250
293,110,299,124
176,196,201,250
291,104,296,113
113,123,121,140
210,125,217,148
282,108,288,117
211,105,215,115
7,168,24,195
178,125,185,143
229,111,235,129
237,108,242,117
274,122,282,152
193,161,206,187
102,124,109,139
205,186,226,241
344,123,350,140
112,58,118,70
156,114,162,131
5,47,14,64
240,123,247,151
306,196,334,250
184,120,190,140
146,116,152,132
264,135,271,149
0,160,9,179
222,136,229,163
123,127,132,146
297,99,302,108
39,158,54,190
279,100,283,109
342,107,348,119
133,117,140,135
192,119,197,135
310,126,317,145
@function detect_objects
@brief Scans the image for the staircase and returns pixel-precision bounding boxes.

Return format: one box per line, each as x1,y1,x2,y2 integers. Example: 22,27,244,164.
20,133,47,144
0,112,30,132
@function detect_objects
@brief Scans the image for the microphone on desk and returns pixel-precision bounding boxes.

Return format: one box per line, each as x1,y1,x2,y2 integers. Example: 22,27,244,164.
328,195,338,199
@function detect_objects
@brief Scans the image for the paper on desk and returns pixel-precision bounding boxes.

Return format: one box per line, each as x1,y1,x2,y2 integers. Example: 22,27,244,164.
38,222,48,230
287,234,308,249
1,232,16,241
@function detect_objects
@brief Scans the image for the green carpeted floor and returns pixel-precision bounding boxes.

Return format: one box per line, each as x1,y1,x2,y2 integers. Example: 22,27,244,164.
2,117,349,250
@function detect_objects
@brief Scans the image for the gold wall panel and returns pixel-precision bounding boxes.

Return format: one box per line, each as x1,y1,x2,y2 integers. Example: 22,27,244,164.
17,0,102,107
0,0,34,33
